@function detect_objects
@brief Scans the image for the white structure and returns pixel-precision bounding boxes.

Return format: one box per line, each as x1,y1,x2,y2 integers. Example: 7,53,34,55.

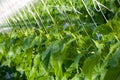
0,0,33,25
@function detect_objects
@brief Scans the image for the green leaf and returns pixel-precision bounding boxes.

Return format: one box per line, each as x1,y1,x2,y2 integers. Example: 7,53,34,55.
104,66,120,80
83,54,100,80
104,46,120,80
67,54,81,72
22,35,34,50
109,47,120,67
93,40,104,53
42,40,60,61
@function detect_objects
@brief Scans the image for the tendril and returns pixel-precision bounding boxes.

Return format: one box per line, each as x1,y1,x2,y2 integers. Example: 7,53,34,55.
93,0,101,12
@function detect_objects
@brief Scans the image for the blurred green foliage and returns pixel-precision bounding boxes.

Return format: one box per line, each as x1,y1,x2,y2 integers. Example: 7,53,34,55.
0,0,120,80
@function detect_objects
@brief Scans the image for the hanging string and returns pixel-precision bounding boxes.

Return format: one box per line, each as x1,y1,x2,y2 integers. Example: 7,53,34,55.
81,0,97,27
92,0,113,30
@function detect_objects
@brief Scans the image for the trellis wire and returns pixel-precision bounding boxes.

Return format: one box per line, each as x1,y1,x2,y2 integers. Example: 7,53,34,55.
0,0,119,35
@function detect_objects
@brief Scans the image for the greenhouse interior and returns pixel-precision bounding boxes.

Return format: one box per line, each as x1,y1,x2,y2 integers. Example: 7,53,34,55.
0,0,120,80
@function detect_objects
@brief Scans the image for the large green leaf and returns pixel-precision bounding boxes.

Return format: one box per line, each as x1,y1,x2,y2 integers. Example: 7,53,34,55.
83,54,100,80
